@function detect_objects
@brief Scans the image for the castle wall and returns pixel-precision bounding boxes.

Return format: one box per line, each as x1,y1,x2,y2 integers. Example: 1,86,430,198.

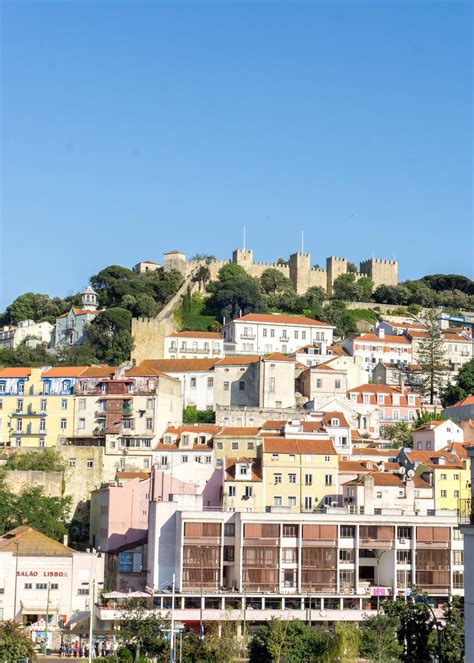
308,268,327,290
360,259,398,289
326,256,348,295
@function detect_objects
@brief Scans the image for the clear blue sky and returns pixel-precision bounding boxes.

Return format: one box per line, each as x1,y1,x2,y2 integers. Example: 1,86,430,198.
1,0,472,308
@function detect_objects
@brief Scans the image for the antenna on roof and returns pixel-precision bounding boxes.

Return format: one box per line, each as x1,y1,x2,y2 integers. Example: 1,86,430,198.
243,225,246,251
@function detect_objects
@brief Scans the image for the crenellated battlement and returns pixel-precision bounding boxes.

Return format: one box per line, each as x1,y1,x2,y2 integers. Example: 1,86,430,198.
158,246,399,295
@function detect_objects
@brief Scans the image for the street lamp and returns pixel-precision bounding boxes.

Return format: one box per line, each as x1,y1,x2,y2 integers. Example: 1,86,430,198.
414,595,443,663
374,549,388,614
83,549,102,663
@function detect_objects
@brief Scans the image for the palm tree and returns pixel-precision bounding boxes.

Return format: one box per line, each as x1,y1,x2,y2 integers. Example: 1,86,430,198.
0,620,37,661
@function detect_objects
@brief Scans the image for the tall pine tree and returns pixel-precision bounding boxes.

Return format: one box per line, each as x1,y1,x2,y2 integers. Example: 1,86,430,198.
417,310,447,404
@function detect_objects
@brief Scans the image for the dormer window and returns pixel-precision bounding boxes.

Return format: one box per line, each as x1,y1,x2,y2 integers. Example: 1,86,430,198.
199,435,206,445
363,393,370,404
408,395,415,406
181,435,189,446
164,435,172,445
239,464,249,476
331,418,340,427
101,383,108,395
377,394,385,405
392,395,400,405
62,380,71,394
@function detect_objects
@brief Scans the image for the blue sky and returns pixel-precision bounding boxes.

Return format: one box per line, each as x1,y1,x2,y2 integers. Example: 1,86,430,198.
1,0,472,308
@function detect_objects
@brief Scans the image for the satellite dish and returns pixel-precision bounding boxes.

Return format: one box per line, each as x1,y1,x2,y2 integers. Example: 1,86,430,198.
407,469,415,478
399,466,406,475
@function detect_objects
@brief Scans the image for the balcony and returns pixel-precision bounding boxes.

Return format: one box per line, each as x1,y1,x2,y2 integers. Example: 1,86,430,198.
280,336,290,343
176,347,211,354
458,498,473,525
122,407,133,417
240,334,255,340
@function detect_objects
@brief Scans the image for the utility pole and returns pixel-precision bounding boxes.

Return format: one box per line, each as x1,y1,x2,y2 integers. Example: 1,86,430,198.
13,541,20,622
199,548,204,639
43,581,51,655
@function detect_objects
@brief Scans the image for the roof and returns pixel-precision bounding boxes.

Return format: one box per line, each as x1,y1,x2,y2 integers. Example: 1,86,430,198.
263,353,295,362
352,333,410,345
42,366,88,378
127,359,219,375
405,449,465,469
231,313,331,327
116,471,151,481
0,526,74,557
388,321,428,330
215,356,260,366
215,427,261,437
328,345,349,356
225,458,262,481
261,420,286,430
58,307,97,318
168,331,222,339
344,473,431,489
451,396,474,407
348,383,413,395
321,412,350,428
352,448,400,457
165,424,221,435
80,366,116,378
263,437,337,455
339,460,373,473
414,420,446,432
0,367,32,378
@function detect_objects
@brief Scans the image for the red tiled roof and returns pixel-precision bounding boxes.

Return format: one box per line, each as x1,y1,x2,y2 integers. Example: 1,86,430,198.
353,333,410,345
164,424,221,435
405,449,464,469
216,427,261,437
263,353,294,362
338,460,373,473
261,420,286,430
321,412,350,428
215,356,260,366
352,448,400,457
263,437,337,455
127,359,219,375
42,366,88,377
233,313,332,327
116,471,151,480
0,367,32,378
225,457,262,481
451,396,474,407
58,308,97,318
414,420,446,432
168,331,222,339
80,366,116,378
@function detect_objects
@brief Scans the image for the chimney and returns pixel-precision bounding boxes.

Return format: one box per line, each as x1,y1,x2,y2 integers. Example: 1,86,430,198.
63,534,69,547
378,326,385,339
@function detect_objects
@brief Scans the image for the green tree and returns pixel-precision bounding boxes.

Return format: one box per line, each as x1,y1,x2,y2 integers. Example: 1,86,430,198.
193,265,211,289
249,618,330,662
55,342,99,366
3,449,65,472
5,292,68,324
117,602,169,661
439,597,464,663
384,596,434,663
333,273,359,301
356,276,374,301
347,261,358,273
208,265,265,319
183,406,216,424
328,622,360,662
417,311,447,404
320,301,357,338
298,286,327,311
0,339,52,367
442,359,474,407
190,254,216,264
0,486,71,539
413,409,445,428
380,422,413,448
0,620,37,661
85,307,133,364
260,269,293,295
359,613,403,662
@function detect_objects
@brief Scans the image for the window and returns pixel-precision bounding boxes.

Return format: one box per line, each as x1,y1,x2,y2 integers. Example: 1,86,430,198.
78,418,85,430
39,438,45,448
263,328,267,337
50,583,59,590
363,393,370,404
232,442,238,450
69,459,76,468
282,547,297,562
339,570,354,587
274,496,282,506
16,399,23,412
393,410,400,421
397,550,411,563
39,418,46,433
302,331,306,340
274,473,282,484
341,436,348,447
335,380,341,389
146,398,154,409
316,379,322,389
244,486,253,498
453,571,464,589
190,377,196,388
61,398,68,410
269,377,276,392
182,455,188,463
86,459,94,469
224,523,235,537
283,569,296,588
304,496,312,511
239,464,249,476
453,551,464,565
40,399,47,413
239,381,245,391
453,528,463,540
289,473,296,484
78,588,89,596
270,329,275,338
223,545,234,562
350,393,357,402
304,474,313,486
18,382,25,394
288,496,296,507
339,549,354,563
376,491,382,499
146,418,153,430
247,442,254,451
36,583,48,590
408,395,415,406
325,474,333,486
0,383,4,394
207,377,213,388
441,474,447,481
224,381,230,392
377,394,385,405
60,418,67,430
228,486,236,497
453,473,459,480
454,490,459,498
398,527,412,540
441,490,447,498
24,583,33,590
340,526,355,538
16,419,22,433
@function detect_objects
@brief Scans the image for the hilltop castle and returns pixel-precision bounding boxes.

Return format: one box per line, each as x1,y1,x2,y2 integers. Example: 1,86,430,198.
143,248,398,295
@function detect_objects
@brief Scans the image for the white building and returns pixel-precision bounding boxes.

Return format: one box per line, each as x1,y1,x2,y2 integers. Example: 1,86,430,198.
461,447,474,663
164,331,224,359
223,313,334,355
0,526,104,648
0,319,54,349
413,419,464,452
345,328,413,376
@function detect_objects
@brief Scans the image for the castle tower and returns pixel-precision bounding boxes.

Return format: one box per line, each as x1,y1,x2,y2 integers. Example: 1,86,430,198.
80,286,98,311
163,250,187,274
289,252,311,294
326,257,348,295
232,248,254,269
359,258,398,288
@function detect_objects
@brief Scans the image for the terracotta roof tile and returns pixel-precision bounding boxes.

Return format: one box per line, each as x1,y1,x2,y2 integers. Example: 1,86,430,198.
42,366,88,378
216,427,261,437
0,526,74,556
263,437,337,455
80,366,116,378
168,331,222,339
0,368,32,378
215,356,260,366
225,457,262,481
127,359,219,375
263,353,294,362
233,313,332,327
353,333,410,345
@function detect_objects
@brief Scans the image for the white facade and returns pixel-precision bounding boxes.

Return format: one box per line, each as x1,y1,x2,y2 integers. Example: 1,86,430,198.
461,447,474,663
164,332,224,359
0,320,54,349
345,328,413,376
223,313,334,355
413,419,464,452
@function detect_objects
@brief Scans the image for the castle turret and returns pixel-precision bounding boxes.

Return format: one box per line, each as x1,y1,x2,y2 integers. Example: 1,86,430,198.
164,250,187,274
359,258,398,288
289,252,311,294
232,248,254,268
80,286,98,311
326,257,348,295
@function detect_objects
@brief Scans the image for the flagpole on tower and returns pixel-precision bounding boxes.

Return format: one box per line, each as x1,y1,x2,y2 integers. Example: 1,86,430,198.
243,225,246,251
301,230,304,253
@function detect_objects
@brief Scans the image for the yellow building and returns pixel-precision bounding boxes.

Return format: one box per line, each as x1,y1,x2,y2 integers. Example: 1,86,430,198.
261,438,338,512
402,447,470,511
0,366,81,450
213,427,261,460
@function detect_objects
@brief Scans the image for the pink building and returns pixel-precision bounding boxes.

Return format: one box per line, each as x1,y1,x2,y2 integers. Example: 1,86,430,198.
347,384,421,423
